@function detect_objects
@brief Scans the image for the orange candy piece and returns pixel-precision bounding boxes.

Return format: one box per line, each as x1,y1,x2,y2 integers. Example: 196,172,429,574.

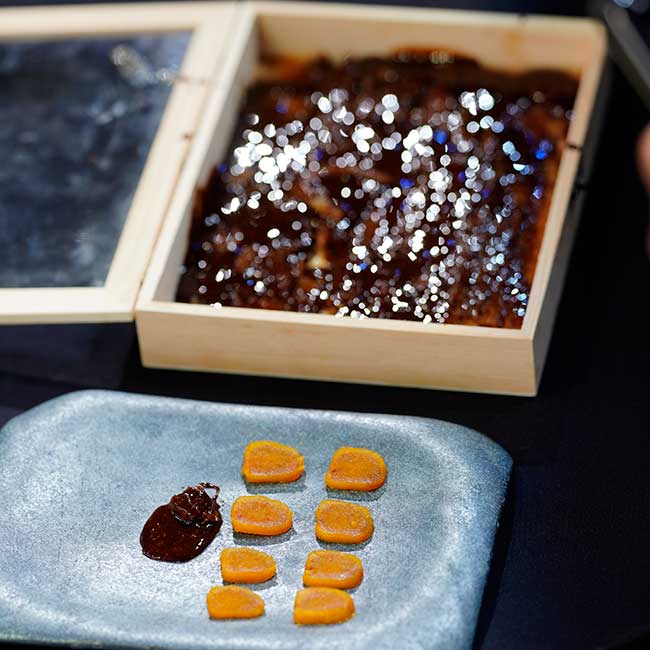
220,548,276,584
231,495,293,536
242,440,305,484
315,499,374,544
325,447,387,491
206,585,265,619
293,587,355,625
303,550,363,589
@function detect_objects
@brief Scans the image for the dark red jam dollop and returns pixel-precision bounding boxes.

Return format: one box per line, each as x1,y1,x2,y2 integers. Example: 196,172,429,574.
177,52,578,328
140,483,222,562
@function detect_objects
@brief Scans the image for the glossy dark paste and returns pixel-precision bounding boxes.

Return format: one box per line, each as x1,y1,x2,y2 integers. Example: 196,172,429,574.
140,483,222,562
177,53,577,328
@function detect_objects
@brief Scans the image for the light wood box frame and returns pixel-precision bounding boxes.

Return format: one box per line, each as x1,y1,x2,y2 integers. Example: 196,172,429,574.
134,1,607,396
0,1,238,324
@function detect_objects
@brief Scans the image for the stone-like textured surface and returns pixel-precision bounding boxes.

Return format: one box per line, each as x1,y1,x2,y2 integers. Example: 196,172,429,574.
0,34,189,288
0,390,511,650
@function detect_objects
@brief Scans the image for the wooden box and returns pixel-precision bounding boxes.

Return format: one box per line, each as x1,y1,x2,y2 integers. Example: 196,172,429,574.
0,2,607,396
136,2,606,396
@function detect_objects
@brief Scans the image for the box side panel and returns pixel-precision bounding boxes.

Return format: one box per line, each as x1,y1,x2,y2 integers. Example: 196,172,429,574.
0,2,225,40
103,78,208,307
574,61,613,185
529,59,610,384
139,6,258,304
253,5,606,152
137,307,536,395
254,2,604,75
532,186,585,386
523,149,582,334
96,4,242,311
0,288,132,324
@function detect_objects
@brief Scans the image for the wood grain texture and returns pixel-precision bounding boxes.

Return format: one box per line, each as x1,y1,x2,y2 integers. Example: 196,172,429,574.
0,2,230,40
136,302,536,395
138,5,257,304
0,288,131,324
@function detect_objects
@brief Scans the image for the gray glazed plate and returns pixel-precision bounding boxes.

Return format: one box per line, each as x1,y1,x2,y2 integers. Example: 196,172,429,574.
0,390,511,650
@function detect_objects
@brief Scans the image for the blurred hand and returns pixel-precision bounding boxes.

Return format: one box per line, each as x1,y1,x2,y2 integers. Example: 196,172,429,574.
637,124,650,256
637,124,650,192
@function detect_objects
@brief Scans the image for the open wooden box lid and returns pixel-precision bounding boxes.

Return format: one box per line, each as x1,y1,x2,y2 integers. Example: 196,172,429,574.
0,2,237,324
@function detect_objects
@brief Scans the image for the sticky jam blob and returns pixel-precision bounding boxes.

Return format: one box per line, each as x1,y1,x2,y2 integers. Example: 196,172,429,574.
140,483,222,562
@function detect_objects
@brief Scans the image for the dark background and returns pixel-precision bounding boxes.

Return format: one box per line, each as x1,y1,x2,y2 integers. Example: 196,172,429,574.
1,1,650,649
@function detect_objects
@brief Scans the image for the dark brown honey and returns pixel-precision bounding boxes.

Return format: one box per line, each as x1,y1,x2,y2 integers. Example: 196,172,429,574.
177,53,577,328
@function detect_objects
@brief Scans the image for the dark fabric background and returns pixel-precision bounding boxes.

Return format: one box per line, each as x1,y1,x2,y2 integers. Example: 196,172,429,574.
1,1,650,649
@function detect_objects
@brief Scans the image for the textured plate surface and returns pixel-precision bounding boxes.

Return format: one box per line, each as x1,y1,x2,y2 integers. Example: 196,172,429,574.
0,390,511,650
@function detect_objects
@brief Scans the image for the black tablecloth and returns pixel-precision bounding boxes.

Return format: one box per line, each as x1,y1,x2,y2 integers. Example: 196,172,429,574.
2,2,650,649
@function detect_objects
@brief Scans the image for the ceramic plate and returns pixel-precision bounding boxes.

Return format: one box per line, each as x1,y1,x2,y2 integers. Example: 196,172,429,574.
0,390,511,650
